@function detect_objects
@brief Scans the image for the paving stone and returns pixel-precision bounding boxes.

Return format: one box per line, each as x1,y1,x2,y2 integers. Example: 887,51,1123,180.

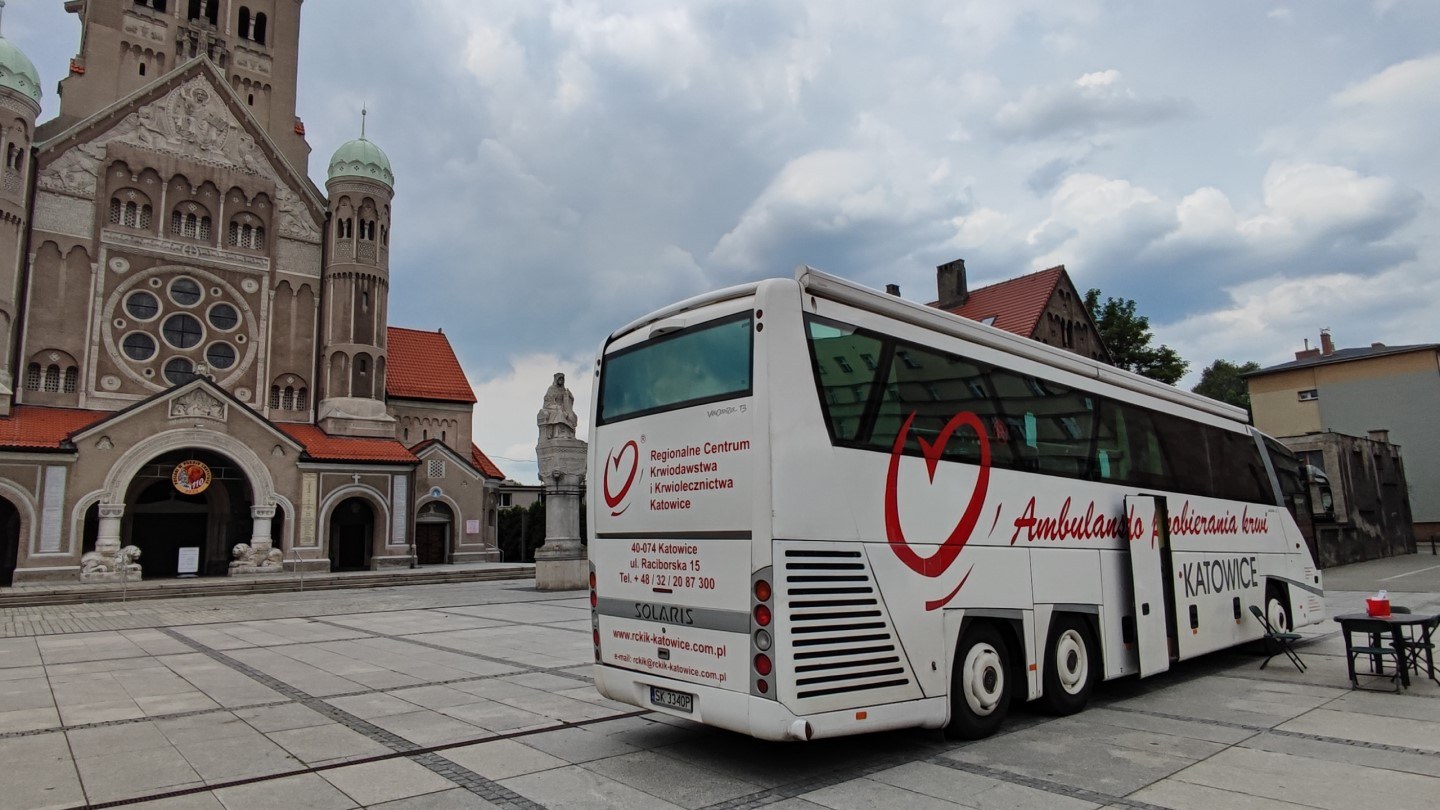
585,749,762,809
266,722,393,765
214,773,358,810
501,763,685,810
438,738,569,781
320,758,460,807
1164,746,1440,810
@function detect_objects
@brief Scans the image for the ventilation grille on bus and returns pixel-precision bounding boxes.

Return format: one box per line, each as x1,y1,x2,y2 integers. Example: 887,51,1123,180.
783,549,910,700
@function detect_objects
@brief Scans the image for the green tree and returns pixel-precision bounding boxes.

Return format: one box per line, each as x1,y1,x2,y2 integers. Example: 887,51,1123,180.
1192,359,1261,414
496,500,546,563
1084,289,1188,384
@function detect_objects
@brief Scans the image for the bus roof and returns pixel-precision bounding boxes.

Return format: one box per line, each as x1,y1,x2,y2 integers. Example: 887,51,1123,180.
796,266,1250,424
601,267,1248,425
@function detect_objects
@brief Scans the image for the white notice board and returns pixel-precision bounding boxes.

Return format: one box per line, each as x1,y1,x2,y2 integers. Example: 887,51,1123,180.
177,547,200,575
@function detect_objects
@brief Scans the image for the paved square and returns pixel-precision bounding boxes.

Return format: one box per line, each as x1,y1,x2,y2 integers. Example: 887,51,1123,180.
1,561,1437,809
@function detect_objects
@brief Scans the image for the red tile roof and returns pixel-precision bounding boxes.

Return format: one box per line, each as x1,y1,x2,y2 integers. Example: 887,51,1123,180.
931,265,1065,338
386,327,477,403
0,406,109,450
279,424,418,464
470,444,506,479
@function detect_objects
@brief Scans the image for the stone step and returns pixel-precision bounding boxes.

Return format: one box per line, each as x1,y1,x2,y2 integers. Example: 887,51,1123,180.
0,564,536,608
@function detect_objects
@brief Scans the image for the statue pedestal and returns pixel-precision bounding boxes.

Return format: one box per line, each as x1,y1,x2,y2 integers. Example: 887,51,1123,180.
535,539,587,590
79,570,143,585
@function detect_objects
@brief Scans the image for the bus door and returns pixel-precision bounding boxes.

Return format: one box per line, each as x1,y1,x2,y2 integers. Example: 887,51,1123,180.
1125,494,1175,677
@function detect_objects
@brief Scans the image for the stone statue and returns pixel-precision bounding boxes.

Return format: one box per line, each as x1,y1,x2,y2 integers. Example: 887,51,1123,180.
230,542,284,573
80,545,142,577
537,372,578,440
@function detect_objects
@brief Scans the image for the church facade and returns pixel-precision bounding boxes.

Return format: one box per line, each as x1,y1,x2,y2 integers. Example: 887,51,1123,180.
0,1,505,586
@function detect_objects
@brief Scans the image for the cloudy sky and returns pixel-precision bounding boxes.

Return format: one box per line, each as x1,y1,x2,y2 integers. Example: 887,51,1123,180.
10,1,1439,482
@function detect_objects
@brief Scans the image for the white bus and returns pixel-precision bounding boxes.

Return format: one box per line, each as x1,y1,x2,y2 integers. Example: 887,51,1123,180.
587,267,1323,741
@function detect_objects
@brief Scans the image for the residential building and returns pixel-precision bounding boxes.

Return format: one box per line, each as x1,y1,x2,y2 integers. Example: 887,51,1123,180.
928,259,1112,363
1248,330,1440,541
1278,429,1414,567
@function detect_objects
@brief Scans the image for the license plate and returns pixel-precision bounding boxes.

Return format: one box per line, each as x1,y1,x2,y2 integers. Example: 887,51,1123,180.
650,685,694,713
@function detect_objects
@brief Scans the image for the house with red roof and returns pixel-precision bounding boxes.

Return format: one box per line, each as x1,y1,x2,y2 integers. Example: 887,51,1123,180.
928,259,1112,365
0,11,507,586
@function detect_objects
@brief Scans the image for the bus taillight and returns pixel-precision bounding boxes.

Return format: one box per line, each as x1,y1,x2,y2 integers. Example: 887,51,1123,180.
751,566,776,700
754,653,773,677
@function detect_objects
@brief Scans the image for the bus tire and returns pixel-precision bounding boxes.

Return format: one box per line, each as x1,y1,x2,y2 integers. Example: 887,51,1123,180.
1266,582,1291,633
946,623,1011,740
1040,615,1096,716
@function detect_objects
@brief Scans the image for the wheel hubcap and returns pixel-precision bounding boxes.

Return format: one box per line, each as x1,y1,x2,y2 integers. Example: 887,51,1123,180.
1268,598,1290,633
962,642,1004,716
1055,629,1088,695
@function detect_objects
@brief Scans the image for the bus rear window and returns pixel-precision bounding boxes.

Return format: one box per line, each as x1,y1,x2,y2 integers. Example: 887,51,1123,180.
598,312,754,425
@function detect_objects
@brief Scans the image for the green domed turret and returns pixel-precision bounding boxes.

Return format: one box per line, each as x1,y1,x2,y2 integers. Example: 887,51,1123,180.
0,33,40,105
327,137,393,189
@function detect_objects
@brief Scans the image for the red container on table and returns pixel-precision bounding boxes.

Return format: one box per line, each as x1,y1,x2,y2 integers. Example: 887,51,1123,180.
1365,597,1391,617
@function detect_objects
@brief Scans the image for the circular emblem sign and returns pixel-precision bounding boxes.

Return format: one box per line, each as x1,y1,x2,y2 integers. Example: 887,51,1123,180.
172,460,212,496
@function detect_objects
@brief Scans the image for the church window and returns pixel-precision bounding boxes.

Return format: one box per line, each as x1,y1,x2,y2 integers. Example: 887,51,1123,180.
248,94,254,106
282,387,294,409
44,365,60,393
139,63,146,77
162,313,203,349
356,357,368,375
122,333,157,361
254,12,268,45
206,342,236,369
296,388,308,410
238,7,251,39
169,278,202,306
208,303,238,330
428,460,445,478
381,225,388,246
126,291,160,320
25,364,40,391
228,221,238,245
269,385,280,408
164,358,195,385
110,199,122,224
63,367,78,394
254,226,265,250
361,291,369,312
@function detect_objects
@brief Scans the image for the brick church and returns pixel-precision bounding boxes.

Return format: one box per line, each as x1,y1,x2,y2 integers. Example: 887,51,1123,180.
0,1,507,586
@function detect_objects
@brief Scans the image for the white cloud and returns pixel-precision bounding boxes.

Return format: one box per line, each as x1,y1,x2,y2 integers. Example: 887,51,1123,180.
995,69,1190,140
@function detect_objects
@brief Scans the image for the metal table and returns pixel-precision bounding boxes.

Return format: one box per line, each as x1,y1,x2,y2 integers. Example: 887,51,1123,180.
1333,612,1439,689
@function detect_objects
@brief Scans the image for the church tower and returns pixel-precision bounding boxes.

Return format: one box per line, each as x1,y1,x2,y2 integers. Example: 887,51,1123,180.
0,5,42,417
46,0,309,171
317,122,395,437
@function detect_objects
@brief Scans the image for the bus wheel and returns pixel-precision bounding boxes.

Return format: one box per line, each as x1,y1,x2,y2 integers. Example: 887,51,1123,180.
1266,584,1291,633
1041,615,1095,715
946,623,1011,740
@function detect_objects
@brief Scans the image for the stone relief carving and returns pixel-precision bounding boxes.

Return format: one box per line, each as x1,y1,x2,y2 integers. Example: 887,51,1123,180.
37,76,321,241
169,388,226,420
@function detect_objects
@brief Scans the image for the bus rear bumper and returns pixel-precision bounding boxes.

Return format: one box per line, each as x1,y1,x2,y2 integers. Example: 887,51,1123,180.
594,664,947,741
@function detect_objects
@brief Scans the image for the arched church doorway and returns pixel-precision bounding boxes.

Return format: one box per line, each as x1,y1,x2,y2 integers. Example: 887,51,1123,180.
123,449,255,577
0,498,19,587
414,501,453,565
329,498,373,572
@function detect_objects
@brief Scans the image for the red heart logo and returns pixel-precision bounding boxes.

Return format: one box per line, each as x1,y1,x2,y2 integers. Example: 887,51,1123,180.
885,411,990,597
604,440,639,516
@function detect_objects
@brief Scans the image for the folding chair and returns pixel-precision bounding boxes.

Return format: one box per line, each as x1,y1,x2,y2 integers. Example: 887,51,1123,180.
1249,604,1306,672
1397,613,1439,686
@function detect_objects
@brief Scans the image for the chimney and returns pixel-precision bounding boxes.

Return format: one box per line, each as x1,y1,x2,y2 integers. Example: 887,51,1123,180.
885,283,901,297
1368,429,1390,445
1319,328,1334,356
936,258,968,309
